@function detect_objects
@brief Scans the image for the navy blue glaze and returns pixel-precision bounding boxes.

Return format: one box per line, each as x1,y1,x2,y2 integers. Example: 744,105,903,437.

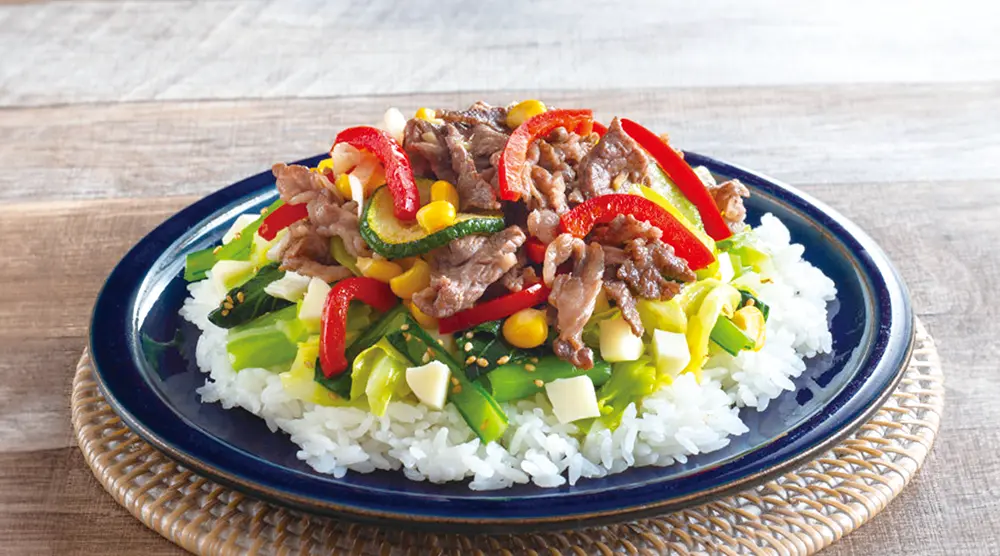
90,153,913,532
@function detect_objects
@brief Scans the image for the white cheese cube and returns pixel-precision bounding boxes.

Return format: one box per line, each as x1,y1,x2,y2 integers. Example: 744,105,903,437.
298,277,332,333
545,376,601,424
209,260,255,296
222,214,259,244
380,107,407,144
718,253,735,283
264,271,311,302
599,316,644,362
405,361,451,410
652,329,691,376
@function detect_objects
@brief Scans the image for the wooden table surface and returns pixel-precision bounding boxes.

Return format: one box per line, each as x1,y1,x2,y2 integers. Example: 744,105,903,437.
2,1,998,554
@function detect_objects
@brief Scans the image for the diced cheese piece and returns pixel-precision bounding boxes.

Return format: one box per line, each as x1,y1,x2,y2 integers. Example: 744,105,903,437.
718,253,735,283
652,329,691,376
222,214,259,244
209,260,255,296
599,316,644,362
545,376,601,424
264,271,311,302
405,361,451,410
298,278,331,333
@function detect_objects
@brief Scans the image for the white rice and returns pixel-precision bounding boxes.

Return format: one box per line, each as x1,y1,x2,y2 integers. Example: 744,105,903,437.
179,213,836,490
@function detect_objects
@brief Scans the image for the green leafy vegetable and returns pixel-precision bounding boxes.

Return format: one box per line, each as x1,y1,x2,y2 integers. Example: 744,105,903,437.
184,198,284,282
350,337,411,416
225,305,308,371
459,320,543,380
208,263,292,328
596,357,660,428
486,356,612,403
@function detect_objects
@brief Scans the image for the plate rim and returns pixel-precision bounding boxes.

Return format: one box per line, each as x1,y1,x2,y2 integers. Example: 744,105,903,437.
89,152,914,532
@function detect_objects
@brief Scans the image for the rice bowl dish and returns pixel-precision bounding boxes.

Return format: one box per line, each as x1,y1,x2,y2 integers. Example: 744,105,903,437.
178,101,836,490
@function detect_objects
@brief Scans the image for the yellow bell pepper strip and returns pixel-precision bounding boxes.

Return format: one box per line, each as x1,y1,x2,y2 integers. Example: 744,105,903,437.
681,283,741,380
620,119,733,241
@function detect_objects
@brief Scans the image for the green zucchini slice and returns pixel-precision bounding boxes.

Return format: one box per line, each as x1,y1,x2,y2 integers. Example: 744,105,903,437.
360,186,506,259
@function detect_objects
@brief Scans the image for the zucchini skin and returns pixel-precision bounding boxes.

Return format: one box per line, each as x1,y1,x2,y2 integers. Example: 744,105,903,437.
360,186,505,258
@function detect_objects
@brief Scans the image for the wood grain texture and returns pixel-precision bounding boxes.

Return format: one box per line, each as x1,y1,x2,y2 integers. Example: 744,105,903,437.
2,0,999,553
2,83,999,202
0,0,998,106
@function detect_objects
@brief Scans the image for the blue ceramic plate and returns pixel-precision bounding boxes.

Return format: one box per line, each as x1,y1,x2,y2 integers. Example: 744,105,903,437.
90,153,913,533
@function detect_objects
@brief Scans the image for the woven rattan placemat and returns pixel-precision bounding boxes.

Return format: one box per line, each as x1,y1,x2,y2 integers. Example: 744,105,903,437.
72,319,942,555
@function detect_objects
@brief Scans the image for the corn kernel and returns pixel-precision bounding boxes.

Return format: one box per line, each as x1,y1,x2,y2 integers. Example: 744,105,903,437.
416,200,457,233
502,308,549,349
356,257,403,283
506,100,547,129
430,180,460,209
395,257,419,271
390,259,431,299
407,301,439,330
415,108,443,124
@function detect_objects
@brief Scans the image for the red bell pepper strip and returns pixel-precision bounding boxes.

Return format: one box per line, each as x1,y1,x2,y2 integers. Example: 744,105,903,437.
333,126,420,221
438,283,551,334
319,277,399,377
619,119,732,241
497,109,593,202
258,202,309,241
559,194,716,270
524,237,547,264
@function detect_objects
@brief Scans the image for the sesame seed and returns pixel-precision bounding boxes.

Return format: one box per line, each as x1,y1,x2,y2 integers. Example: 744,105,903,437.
400,324,410,331
464,332,474,339
530,357,539,364
226,295,233,303
234,232,242,240
222,301,234,310
450,377,459,386
403,333,412,341
476,358,489,367
261,207,269,215
221,309,230,316
533,379,544,388
437,339,445,346
452,385,462,394
496,355,510,365
746,298,756,307
464,342,473,352
422,353,431,363
236,292,245,303
212,246,222,254
304,358,314,368
465,356,477,365
525,364,536,372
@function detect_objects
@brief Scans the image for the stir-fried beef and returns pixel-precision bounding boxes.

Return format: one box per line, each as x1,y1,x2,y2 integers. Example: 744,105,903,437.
402,119,455,183
272,163,366,280
527,209,561,244
541,233,586,286
707,179,750,233
500,252,539,292
603,279,643,337
549,242,604,369
524,127,598,213
442,124,502,211
437,101,508,133
593,214,663,244
279,221,353,283
571,118,649,202
412,226,526,318
616,238,694,300
273,162,344,205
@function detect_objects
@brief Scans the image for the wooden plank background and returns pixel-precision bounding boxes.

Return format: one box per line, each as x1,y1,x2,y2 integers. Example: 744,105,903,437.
1,1,997,554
